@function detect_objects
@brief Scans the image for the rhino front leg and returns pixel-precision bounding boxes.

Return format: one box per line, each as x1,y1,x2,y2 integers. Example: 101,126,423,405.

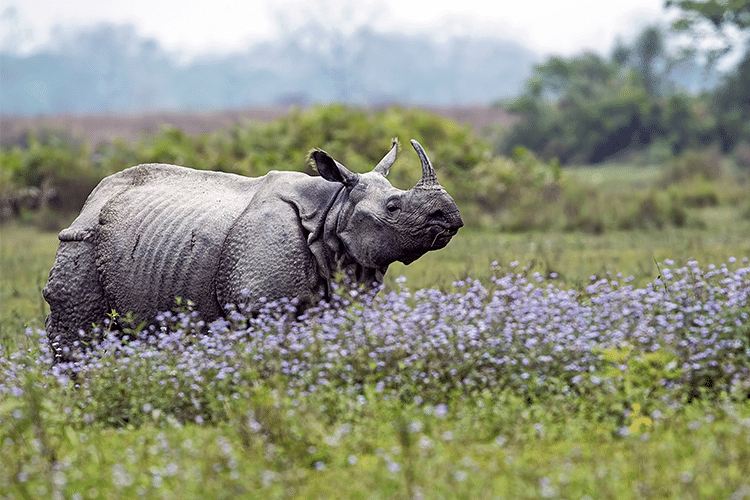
43,240,109,363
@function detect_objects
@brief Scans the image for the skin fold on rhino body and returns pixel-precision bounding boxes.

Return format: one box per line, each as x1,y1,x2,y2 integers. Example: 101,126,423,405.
43,139,463,362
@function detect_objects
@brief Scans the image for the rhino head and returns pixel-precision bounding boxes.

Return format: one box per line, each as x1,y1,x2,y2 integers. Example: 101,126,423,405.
311,139,463,271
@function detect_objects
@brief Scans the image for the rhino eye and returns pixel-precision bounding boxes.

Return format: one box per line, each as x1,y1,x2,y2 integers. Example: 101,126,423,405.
386,199,401,214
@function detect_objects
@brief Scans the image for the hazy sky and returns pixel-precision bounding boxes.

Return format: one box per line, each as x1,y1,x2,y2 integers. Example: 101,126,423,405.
2,0,671,58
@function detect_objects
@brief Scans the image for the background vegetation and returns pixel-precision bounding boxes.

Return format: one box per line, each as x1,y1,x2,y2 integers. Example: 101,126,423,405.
498,25,750,166
0,20,538,114
2,104,749,237
3,3,749,234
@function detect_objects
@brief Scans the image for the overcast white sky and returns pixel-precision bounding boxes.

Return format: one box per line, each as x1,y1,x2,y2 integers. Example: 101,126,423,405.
1,0,672,58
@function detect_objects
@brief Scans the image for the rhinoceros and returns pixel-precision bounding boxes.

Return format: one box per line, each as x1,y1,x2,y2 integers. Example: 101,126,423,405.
43,139,463,361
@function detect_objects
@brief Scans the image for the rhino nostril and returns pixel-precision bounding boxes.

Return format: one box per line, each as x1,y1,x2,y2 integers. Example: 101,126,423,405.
430,209,444,220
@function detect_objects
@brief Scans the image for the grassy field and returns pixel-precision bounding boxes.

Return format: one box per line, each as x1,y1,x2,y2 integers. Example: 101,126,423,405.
2,127,750,500
4,213,750,337
0,226,59,335
2,211,750,498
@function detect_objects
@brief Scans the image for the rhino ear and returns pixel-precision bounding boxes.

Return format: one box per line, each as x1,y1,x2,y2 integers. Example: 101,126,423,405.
310,150,357,186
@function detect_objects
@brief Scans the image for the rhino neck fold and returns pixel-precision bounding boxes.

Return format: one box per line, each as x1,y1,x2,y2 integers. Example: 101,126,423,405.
305,185,347,282
306,186,385,297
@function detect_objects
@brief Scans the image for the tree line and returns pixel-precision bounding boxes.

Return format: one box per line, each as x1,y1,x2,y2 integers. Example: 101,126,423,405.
499,21,750,165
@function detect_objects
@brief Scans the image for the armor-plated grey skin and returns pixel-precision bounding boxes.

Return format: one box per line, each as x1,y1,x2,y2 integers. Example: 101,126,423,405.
43,139,463,362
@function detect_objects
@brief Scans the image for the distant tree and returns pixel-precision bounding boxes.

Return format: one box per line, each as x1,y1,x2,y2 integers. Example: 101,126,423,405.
666,1,750,148
612,38,631,67
711,49,750,149
501,23,734,163
634,26,667,96
503,53,659,163
615,25,703,95
271,1,382,102
666,0,750,68
666,0,750,32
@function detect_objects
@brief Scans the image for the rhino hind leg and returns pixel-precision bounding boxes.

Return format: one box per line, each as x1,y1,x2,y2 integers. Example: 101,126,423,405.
43,240,109,363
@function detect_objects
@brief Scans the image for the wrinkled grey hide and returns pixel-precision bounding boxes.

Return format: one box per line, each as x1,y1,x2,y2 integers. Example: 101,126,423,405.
43,139,463,361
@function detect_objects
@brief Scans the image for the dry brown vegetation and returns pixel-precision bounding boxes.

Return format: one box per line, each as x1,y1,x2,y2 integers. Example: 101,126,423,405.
0,106,516,147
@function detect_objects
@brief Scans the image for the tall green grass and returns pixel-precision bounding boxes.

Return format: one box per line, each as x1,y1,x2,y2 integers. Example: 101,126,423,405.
3,385,749,499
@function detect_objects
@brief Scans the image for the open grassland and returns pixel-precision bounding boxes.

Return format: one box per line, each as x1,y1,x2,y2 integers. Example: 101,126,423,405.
2,218,750,499
0,226,59,334
1,107,749,498
3,214,750,337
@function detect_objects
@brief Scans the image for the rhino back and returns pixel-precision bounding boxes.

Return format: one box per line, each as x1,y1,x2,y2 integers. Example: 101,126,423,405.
94,164,263,322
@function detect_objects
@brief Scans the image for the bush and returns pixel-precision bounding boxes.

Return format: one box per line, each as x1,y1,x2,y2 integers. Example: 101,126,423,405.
559,187,689,233
733,141,750,170
0,132,103,226
1,105,738,233
667,178,719,208
661,146,724,185
1,106,493,227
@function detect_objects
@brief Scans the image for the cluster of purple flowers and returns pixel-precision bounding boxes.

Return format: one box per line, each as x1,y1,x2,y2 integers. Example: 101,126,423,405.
1,259,748,422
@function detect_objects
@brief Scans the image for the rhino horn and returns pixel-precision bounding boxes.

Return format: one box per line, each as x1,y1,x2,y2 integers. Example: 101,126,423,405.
373,139,399,177
411,139,441,190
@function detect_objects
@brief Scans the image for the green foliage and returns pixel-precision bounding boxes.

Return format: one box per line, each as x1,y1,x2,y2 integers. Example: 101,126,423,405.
501,23,750,165
667,0,750,70
1,106,490,221
119,105,488,183
713,50,750,132
597,343,683,397
3,105,748,236
2,370,750,499
1,132,103,229
464,147,560,229
662,144,724,183
2,308,750,498
734,140,750,169
4,369,749,499
667,0,750,31
503,51,664,164
658,146,750,209
468,147,701,234
562,186,690,233
634,26,667,96
9,133,99,204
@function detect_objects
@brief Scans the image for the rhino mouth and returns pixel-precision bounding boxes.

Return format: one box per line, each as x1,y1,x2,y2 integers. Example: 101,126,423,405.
395,225,457,265
428,225,459,248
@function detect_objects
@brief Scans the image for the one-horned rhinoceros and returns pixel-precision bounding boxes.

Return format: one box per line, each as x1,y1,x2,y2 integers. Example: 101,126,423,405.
43,139,463,361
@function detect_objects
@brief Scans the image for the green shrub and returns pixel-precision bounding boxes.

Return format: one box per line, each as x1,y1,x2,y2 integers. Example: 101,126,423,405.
733,141,750,170
0,149,23,193
1,105,740,234
741,198,750,220
661,146,724,185
667,177,720,208
1,132,103,225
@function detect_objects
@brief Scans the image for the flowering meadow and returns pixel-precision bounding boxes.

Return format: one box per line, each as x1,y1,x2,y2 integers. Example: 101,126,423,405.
2,256,750,498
